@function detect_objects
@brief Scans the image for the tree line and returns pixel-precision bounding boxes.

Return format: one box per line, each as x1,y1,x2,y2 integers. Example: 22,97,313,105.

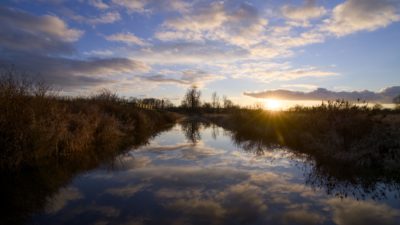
179,85,238,113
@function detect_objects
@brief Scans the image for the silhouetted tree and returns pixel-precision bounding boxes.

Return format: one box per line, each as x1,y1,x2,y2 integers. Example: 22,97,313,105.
203,102,212,111
211,91,220,112
181,85,201,111
223,95,233,109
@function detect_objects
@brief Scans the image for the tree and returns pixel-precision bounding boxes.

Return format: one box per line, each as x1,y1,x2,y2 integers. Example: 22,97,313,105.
181,85,201,111
211,92,220,111
223,95,233,109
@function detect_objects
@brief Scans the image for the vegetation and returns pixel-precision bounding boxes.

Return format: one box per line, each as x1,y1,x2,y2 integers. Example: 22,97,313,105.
0,70,180,169
178,86,239,114
208,100,400,174
394,94,400,110
179,120,400,200
180,85,202,112
1,72,400,224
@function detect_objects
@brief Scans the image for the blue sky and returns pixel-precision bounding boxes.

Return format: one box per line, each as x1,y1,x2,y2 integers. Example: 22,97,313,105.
1,0,399,105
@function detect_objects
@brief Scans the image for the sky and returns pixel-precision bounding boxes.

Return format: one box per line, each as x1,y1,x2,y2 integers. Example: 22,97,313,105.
1,0,400,106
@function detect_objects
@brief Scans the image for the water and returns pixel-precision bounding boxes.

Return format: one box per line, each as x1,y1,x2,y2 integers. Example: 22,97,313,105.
10,122,400,224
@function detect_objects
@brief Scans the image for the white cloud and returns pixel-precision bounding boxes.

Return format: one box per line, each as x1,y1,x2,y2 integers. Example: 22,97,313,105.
0,6,82,42
281,84,318,91
157,2,268,48
83,49,114,57
163,2,227,31
86,11,121,25
324,0,400,36
155,30,204,42
229,62,337,83
282,0,326,23
111,0,147,13
111,0,191,14
132,42,248,65
0,6,83,54
105,32,149,46
142,69,224,87
88,0,109,10
61,8,121,25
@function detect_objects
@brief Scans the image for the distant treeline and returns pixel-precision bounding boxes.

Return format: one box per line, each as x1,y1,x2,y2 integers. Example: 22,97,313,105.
176,85,400,113
0,70,180,169
174,86,241,114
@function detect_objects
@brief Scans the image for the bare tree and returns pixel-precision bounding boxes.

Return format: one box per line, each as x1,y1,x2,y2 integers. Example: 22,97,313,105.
223,95,233,109
211,91,220,112
181,85,201,110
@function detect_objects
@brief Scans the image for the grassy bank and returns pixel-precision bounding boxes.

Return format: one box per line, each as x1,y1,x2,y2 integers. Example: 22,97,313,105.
0,74,180,169
207,101,400,173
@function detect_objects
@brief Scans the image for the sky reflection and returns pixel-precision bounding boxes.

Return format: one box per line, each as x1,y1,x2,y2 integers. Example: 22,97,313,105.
32,123,400,225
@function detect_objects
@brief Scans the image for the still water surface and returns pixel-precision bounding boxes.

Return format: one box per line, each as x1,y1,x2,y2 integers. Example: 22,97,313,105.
29,122,400,225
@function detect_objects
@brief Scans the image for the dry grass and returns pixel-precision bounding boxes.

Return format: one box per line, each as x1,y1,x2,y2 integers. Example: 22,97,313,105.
210,100,400,172
0,71,180,169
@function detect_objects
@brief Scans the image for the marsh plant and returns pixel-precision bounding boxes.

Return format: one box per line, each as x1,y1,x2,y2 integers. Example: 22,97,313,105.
210,100,400,172
0,70,179,168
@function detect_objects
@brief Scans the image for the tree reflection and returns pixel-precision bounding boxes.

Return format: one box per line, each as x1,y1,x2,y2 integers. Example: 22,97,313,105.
180,120,202,144
227,125,400,201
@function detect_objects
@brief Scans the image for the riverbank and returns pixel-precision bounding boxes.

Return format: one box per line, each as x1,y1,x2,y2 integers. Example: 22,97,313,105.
0,76,181,169
205,102,400,174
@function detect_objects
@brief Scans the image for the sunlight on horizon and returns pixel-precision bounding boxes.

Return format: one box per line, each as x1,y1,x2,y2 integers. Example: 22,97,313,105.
265,99,282,111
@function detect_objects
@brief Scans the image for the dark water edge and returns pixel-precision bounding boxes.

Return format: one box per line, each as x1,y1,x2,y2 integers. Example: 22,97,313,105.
1,119,400,225
0,122,176,225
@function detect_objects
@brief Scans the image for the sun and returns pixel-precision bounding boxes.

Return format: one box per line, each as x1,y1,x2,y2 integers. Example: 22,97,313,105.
265,99,281,111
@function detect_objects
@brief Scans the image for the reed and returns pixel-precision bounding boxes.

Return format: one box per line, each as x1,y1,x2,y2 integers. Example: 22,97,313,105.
0,71,180,169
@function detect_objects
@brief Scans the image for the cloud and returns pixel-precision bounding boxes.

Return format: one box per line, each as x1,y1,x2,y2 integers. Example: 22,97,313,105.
282,0,326,24
281,209,325,225
0,6,152,92
229,62,337,83
83,49,114,57
142,69,224,87
281,84,318,91
0,6,83,54
327,198,400,225
215,3,268,47
106,184,148,197
111,0,190,14
133,42,248,65
88,0,109,10
0,52,150,89
111,0,147,13
45,187,83,214
243,86,400,103
267,28,326,48
163,2,227,32
85,11,121,25
67,10,121,25
156,2,268,47
105,32,149,46
167,199,226,221
324,0,400,36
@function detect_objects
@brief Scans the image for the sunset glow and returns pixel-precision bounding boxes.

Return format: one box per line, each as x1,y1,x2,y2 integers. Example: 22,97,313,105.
265,99,282,111
0,0,398,105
